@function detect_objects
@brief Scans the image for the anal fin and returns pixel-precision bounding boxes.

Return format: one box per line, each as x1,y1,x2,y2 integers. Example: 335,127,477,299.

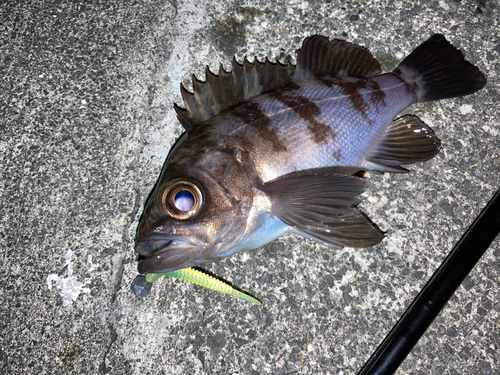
257,169,385,248
366,115,442,173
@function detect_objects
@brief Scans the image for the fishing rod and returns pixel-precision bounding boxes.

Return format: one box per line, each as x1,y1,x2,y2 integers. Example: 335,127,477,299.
358,187,500,375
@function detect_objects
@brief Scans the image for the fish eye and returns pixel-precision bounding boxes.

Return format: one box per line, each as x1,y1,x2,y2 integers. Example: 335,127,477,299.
174,190,195,211
159,178,204,220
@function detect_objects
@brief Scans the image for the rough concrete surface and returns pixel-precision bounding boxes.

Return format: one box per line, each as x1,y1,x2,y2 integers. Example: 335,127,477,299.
1,0,498,374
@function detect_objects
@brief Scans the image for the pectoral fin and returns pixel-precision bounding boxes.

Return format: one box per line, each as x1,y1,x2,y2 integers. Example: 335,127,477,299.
258,170,385,248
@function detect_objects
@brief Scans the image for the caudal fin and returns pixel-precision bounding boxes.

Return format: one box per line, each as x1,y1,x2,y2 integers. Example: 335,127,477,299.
397,34,487,102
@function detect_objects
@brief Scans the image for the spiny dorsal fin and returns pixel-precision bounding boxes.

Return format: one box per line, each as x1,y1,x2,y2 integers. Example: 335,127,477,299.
174,57,294,131
292,35,381,81
174,35,382,131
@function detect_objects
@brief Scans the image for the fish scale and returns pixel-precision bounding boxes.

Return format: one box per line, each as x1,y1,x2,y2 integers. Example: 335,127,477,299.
135,34,486,276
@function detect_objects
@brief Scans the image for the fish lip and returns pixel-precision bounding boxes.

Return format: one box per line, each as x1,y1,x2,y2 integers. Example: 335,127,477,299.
134,234,205,256
135,234,206,274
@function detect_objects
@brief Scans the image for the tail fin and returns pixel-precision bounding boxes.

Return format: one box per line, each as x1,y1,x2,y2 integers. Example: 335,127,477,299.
397,34,486,102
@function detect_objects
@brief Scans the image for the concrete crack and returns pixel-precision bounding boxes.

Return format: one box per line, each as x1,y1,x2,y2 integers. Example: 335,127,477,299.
99,322,118,375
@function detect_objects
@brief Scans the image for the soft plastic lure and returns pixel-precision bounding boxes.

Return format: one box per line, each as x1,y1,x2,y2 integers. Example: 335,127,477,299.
146,267,262,305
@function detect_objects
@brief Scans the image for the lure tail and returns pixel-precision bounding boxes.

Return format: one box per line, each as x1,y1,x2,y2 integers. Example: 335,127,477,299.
146,267,262,305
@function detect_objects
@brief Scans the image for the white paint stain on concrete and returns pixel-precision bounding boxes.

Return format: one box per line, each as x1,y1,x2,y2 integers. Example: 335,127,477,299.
46,250,91,307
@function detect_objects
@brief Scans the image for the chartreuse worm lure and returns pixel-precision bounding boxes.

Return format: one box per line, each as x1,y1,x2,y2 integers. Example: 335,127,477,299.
146,267,262,305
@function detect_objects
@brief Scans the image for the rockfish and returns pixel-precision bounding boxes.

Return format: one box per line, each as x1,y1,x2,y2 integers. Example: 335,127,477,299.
135,34,486,274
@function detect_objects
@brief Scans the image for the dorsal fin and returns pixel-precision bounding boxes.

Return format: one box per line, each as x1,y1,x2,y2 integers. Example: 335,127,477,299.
174,57,294,130
292,35,381,81
174,35,382,131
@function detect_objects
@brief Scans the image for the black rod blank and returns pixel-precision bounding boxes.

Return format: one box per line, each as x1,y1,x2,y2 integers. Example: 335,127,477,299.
358,187,500,375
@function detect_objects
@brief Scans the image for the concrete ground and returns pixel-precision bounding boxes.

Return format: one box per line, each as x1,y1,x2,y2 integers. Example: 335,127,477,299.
1,0,499,374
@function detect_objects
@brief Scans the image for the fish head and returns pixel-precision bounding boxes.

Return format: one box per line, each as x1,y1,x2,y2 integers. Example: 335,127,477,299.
135,147,253,274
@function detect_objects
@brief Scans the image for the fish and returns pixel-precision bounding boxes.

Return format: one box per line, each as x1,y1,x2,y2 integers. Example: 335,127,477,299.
134,34,486,274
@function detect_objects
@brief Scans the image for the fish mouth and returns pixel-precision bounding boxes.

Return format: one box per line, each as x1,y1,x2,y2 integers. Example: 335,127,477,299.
135,234,205,274
135,234,204,256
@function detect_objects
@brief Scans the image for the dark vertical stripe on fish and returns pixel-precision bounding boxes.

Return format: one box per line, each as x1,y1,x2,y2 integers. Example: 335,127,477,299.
393,69,419,96
269,83,336,144
366,79,387,110
332,149,341,162
319,76,376,125
231,101,287,152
